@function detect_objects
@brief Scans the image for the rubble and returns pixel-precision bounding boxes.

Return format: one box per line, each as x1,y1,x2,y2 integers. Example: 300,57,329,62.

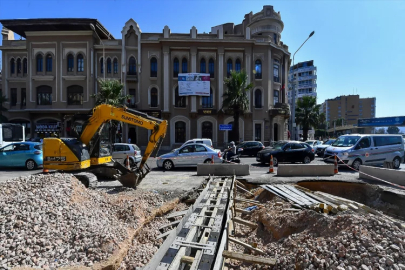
0,173,165,269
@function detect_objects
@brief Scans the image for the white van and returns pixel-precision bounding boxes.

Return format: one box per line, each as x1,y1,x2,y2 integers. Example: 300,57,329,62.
181,138,213,148
323,134,404,170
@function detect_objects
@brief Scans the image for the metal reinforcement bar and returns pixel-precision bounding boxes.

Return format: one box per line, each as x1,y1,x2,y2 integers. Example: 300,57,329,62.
145,175,235,270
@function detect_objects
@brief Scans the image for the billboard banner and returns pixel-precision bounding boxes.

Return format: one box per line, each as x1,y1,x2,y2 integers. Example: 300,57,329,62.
178,73,210,96
358,116,405,127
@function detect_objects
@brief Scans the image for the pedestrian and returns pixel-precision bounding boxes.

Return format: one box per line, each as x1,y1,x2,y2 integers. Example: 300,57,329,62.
128,137,132,144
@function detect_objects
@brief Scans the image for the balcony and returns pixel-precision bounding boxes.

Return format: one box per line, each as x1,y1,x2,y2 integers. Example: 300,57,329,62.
290,66,317,73
269,102,290,118
126,73,138,82
297,83,317,90
298,75,317,81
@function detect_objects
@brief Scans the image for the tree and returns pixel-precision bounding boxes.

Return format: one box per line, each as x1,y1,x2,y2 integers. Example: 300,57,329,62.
387,126,400,134
295,96,321,141
318,112,326,129
375,127,386,134
92,79,131,106
222,70,253,143
0,92,8,123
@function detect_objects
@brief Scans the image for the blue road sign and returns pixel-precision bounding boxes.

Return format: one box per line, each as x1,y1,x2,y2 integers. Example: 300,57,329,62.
358,116,405,127
219,124,232,131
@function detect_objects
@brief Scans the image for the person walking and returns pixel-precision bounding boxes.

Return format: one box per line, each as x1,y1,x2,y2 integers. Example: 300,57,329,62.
128,137,132,144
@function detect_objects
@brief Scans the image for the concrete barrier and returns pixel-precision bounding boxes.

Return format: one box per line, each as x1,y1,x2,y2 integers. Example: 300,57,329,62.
277,164,335,177
197,164,250,176
359,165,405,186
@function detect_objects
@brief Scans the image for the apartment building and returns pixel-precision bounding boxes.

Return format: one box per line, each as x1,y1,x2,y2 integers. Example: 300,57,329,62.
0,5,291,149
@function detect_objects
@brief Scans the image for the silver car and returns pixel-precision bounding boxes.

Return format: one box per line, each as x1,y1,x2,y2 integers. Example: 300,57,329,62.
112,143,142,166
156,143,223,170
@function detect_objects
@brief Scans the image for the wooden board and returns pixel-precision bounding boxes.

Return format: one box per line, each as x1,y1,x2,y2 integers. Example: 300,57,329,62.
222,251,276,266
156,229,175,240
158,220,181,231
232,217,257,229
165,210,188,219
262,185,310,206
283,185,320,204
228,237,265,254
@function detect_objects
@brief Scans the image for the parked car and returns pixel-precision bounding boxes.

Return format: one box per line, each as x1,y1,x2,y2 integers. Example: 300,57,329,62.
0,142,43,170
315,139,336,157
256,141,315,166
181,138,213,148
112,143,142,166
305,140,323,154
157,143,222,170
236,141,265,157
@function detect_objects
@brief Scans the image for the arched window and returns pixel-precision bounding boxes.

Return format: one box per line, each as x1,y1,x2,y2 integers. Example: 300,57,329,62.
226,59,232,77
150,57,157,77
208,58,215,78
202,121,213,139
175,121,186,143
67,85,83,105
200,58,206,73
23,58,27,75
10,59,15,74
255,89,262,108
77,54,84,72
113,58,118,74
150,87,158,107
255,59,262,79
46,54,52,72
173,58,179,77
67,54,74,72
128,56,136,75
202,88,213,108
235,59,241,72
100,58,104,74
274,90,279,105
182,58,188,73
175,87,186,108
16,59,21,75
107,58,112,74
36,55,43,72
37,85,52,105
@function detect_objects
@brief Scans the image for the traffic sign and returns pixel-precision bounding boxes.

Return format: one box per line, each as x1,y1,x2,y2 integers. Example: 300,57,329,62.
219,124,232,131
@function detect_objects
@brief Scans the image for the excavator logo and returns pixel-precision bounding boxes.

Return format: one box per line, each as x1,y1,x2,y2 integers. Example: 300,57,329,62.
121,115,143,125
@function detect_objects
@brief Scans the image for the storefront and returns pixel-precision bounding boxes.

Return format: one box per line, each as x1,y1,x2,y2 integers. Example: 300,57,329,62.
35,121,62,138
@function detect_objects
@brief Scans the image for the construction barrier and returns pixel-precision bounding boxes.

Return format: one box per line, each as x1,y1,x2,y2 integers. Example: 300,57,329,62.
334,155,338,174
197,164,250,176
211,155,214,164
269,155,274,173
359,166,405,187
277,164,335,176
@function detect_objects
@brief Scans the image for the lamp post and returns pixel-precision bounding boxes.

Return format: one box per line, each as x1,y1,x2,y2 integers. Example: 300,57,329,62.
290,31,315,140
90,24,105,80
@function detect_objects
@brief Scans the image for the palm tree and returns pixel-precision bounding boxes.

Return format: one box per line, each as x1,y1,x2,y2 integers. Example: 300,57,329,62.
222,70,253,143
318,112,326,138
295,96,321,141
92,79,131,106
0,92,8,123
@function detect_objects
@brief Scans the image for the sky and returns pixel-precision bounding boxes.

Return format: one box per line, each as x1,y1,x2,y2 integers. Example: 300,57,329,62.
0,0,404,122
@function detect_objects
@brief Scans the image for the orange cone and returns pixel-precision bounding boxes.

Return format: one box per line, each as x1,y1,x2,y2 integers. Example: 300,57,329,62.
334,155,338,174
269,155,274,173
211,155,214,164
43,168,49,173
126,155,130,169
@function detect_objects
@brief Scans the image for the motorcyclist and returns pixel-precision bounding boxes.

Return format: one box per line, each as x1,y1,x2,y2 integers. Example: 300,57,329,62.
225,141,237,161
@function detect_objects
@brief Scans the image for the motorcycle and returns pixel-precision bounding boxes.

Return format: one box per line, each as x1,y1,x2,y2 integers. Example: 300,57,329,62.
221,148,242,164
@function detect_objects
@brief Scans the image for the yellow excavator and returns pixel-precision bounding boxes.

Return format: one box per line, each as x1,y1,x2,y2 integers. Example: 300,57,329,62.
42,104,168,188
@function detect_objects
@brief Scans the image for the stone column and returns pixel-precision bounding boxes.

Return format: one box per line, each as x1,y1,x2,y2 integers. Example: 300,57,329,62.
218,49,224,107
267,48,273,109
191,48,197,112
284,56,288,103
163,50,170,112
245,52,251,112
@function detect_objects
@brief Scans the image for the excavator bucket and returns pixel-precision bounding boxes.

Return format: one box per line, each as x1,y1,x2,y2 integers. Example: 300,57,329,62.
118,171,139,187
113,161,150,188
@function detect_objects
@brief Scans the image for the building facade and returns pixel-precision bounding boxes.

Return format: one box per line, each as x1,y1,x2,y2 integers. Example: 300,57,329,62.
0,5,291,150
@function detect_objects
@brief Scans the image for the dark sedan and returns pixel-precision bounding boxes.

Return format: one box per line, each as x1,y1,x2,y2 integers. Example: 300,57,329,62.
315,139,336,157
256,141,315,166
236,141,264,157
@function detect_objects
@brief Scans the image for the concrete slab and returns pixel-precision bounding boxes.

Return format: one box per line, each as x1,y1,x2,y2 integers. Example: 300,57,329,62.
277,164,334,177
359,165,405,186
197,164,250,176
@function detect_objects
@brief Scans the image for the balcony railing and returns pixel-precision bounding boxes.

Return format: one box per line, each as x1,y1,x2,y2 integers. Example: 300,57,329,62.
290,66,317,73
297,83,317,89
298,75,317,81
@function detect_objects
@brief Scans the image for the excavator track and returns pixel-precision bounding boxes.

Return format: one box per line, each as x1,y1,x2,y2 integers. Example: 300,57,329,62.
73,172,98,189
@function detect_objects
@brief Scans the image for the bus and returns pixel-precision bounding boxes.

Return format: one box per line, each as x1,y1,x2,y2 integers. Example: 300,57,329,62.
0,123,25,148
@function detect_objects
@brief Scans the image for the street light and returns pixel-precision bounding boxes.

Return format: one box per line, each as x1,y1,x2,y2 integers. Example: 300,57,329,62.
290,31,315,140
90,23,105,80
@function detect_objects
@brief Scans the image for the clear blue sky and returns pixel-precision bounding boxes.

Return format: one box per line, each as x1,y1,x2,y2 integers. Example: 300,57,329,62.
0,0,404,120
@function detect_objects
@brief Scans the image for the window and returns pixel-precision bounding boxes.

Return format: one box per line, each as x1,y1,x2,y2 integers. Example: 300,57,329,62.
273,33,278,44
292,143,305,149
10,59,15,74
10,88,17,106
227,59,232,77
373,136,402,147
195,144,208,152
37,85,52,105
209,58,215,78
182,58,188,73
255,89,262,108
358,137,371,148
273,62,280,82
67,85,83,105
200,58,206,73
173,58,179,77
45,54,52,72
107,58,112,74
23,58,27,75
175,87,186,108
37,55,44,72
67,54,74,72
100,58,104,74
21,88,26,107
202,121,213,139
202,88,213,108
175,121,186,143
129,89,136,106
235,59,241,72
150,87,158,107
150,57,157,77
255,123,261,141
16,59,21,75
128,57,136,75
180,145,194,153
255,59,262,79
113,58,118,74
77,54,84,72
274,90,279,105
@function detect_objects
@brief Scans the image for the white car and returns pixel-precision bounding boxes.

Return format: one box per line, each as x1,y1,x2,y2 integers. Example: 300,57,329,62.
181,138,213,148
112,143,142,167
304,140,323,153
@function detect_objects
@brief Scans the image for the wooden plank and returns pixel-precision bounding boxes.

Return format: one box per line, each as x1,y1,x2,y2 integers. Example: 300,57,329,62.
228,237,265,254
235,207,253,215
277,185,313,205
263,185,310,206
222,250,276,266
180,256,194,264
236,185,255,196
235,180,247,188
165,210,188,219
234,198,264,206
283,185,321,204
232,217,257,229
156,229,175,240
158,220,181,231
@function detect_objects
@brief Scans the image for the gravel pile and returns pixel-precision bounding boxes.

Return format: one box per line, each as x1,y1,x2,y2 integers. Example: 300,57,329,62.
230,197,405,270
0,173,165,269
